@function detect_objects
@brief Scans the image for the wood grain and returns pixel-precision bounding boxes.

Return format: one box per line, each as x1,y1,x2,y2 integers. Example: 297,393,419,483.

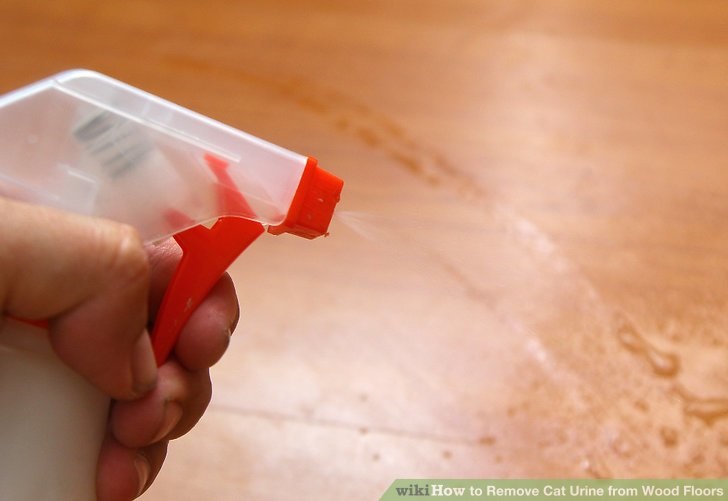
1,1,727,499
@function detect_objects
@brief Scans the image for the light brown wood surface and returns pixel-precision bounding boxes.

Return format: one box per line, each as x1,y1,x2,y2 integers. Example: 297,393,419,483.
1,1,728,499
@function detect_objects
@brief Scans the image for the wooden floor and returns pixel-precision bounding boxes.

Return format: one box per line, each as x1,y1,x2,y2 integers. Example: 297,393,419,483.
1,1,728,499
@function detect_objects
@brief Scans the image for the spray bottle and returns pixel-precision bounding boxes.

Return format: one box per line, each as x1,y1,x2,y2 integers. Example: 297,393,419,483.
0,69,343,500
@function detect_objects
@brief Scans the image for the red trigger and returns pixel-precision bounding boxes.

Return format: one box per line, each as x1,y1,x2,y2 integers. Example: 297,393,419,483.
150,155,264,365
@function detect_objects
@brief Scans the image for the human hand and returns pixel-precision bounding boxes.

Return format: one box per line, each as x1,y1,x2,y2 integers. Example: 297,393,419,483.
0,197,239,500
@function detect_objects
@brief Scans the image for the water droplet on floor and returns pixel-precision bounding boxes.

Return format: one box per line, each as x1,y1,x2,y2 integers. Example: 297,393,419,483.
659,426,679,447
616,318,680,377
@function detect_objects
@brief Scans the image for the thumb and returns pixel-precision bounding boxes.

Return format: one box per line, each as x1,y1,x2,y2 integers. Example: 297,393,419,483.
0,197,157,400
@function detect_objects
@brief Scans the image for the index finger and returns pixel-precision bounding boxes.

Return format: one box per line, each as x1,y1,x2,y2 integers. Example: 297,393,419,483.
0,197,157,400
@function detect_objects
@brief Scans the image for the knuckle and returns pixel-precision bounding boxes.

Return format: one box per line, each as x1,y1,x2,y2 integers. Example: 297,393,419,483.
99,223,149,285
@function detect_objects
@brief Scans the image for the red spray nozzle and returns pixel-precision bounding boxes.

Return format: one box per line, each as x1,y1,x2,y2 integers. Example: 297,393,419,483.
268,157,344,239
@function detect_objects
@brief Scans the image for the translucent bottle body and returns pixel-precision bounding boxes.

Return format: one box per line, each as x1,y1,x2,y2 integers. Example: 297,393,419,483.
0,69,308,242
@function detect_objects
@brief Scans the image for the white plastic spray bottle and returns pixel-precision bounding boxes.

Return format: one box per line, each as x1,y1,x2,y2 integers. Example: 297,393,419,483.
0,69,343,500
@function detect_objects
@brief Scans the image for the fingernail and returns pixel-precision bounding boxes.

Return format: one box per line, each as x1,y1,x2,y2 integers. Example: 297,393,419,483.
153,401,183,443
134,454,150,497
231,305,240,334
131,334,157,396
223,326,233,348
